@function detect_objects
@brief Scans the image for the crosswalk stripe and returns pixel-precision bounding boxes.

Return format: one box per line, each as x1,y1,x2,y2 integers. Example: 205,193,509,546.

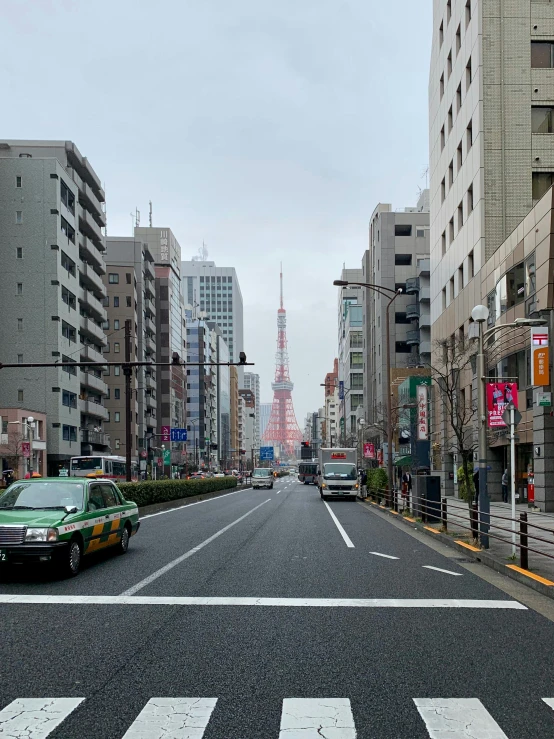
279,698,356,737
0,697,84,738
122,697,217,738
414,698,508,737
543,697,554,712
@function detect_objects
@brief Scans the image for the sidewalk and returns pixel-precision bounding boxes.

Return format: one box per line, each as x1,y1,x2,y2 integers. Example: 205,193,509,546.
441,497,554,583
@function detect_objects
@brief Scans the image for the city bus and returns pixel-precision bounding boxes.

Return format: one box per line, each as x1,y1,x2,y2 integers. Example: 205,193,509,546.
69,455,139,481
298,461,318,485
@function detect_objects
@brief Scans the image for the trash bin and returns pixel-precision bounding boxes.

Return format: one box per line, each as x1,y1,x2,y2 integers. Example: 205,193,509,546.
414,475,441,523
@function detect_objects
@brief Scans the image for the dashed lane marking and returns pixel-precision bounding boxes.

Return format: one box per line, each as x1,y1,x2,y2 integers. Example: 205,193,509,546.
369,551,399,560
122,697,217,738
120,499,271,596
422,565,463,577
0,698,84,739
0,596,527,608
414,698,509,738
279,698,356,738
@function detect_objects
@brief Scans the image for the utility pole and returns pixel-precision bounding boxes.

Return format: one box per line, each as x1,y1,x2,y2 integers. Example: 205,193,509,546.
124,319,133,482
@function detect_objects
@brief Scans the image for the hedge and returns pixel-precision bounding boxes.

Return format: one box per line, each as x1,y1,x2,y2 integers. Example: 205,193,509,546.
366,468,388,500
118,476,238,508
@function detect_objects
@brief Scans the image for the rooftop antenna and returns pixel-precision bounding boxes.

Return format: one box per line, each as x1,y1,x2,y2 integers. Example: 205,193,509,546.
149,200,153,227
135,208,140,228
421,166,429,189
130,211,134,235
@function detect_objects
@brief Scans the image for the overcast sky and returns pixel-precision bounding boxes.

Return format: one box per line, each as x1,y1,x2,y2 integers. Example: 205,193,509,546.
4,0,432,428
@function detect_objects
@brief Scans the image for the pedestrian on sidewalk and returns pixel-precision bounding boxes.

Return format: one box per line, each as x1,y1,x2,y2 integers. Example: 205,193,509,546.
501,468,509,503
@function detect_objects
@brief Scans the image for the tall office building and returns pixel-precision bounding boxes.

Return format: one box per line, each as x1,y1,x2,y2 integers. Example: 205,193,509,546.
362,191,430,431
429,0,554,493
0,140,108,475
259,402,272,440
181,260,244,379
103,237,157,463
337,268,363,445
136,227,186,473
243,372,260,451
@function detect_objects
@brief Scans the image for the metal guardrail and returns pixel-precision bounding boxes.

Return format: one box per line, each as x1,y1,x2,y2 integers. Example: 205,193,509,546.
363,486,554,572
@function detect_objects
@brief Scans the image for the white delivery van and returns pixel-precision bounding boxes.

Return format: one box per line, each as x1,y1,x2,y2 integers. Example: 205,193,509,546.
252,468,274,489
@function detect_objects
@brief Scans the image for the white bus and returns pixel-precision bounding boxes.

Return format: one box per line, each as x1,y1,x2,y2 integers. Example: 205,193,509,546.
69,455,139,482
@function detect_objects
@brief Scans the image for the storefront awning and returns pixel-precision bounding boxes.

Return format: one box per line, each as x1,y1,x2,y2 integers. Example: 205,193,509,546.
394,455,412,467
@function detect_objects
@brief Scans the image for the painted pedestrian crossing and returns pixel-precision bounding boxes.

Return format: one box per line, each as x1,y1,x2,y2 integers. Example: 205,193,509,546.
1,696,554,737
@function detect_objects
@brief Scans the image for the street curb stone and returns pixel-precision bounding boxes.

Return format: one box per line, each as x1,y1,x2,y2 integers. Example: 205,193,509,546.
361,498,554,601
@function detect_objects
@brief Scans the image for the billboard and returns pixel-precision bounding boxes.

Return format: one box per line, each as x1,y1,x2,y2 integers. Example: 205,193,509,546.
486,382,518,428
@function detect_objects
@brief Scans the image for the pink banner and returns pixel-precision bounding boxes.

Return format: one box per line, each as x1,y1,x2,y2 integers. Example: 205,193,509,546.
486,382,518,427
161,425,171,442
363,443,375,459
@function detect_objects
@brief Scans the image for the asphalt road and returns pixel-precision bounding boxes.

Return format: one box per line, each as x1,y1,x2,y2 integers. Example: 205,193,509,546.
2,476,554,737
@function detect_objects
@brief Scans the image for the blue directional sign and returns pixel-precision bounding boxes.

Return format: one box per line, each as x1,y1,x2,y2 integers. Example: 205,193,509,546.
259,446,274,461
170,428,188,442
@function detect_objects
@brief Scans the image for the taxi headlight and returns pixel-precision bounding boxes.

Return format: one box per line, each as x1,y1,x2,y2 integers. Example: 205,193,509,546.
25,528,58,543
322,484,327,489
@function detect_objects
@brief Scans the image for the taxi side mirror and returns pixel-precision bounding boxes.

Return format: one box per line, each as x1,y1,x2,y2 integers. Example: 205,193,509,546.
64,505,78,515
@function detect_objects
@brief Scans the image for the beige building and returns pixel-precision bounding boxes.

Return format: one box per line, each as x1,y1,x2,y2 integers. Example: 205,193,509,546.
429,0,554,495
0,410,47,479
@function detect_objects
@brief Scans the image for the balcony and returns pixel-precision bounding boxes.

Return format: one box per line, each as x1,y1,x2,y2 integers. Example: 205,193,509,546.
65,141,104,198
80,181,106,227
80,315,107,345
419,287,430,302
146,393,156,409
144,279,155,299
406,303,420,320
419,312,431,329
144,297,155,317
406,330,421,346
80,370,108,395
79,208,104,249
79,398,109,421
145,373,156,390
79,287,107,322
144,259,155,280
81,429,110,447
417,258,430,276
80,343,105,365
405,277,420,295
145,335,156,354
145,316,156,335
420,341,432,355
80,262,106,298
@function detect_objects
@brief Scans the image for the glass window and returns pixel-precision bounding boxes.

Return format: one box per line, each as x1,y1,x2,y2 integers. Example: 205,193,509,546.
525,256,536,297
395,225,412,237
495,275,507,317
60,216,75,243
349,332,363,348
531,42,554,69
532,107,554,134
350,373,363,389
62,425,77,441
533,172,554,200
350,394,363,411
108,273,119,284
100,483,118,508
115,411,120,422
114,297,119,307
114,319,120,330
115,388,120,399
60,180,75,214
506,262,525,308
114,366,120,376
350,352,363,367
62,390,77,408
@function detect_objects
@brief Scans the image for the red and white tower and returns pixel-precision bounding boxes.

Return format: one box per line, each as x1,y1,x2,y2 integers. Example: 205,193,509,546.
262,268,303,458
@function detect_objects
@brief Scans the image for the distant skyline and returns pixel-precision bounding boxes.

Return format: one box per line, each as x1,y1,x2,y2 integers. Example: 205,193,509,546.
3,0,432,425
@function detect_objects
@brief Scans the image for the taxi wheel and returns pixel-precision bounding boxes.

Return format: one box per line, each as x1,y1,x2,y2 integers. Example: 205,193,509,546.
63,538,82,577
119,525,131,555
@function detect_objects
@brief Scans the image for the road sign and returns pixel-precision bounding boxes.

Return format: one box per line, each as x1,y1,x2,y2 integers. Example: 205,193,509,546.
259,446,274,461
338,381,344,400
502,404,522,427
161,425,170,442
170,428,188,442
163,448,171,465
537,391,552,407
59,469,68,477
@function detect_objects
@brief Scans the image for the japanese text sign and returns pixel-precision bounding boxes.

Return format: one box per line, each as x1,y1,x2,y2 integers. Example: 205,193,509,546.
486,382,518,428
531,327,550,386
416,385,429,440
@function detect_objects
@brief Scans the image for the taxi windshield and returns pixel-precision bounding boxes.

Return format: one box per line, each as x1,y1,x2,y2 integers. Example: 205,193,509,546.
253,469,271,477
0,482,85,511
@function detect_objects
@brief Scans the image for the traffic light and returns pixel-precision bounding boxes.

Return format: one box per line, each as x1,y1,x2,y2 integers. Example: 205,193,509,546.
301,441,310,448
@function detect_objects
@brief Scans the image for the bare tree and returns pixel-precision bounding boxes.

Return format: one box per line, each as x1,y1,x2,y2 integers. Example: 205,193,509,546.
0,430,26,474
428,337,478,509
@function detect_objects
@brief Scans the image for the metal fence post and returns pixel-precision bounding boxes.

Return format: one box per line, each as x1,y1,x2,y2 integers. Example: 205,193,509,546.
470,502,478,540
442,497,448,532
520,512,528,570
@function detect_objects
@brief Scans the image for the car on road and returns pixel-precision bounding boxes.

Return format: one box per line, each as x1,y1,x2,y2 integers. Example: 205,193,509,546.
0,477,140,577
251,468,274,489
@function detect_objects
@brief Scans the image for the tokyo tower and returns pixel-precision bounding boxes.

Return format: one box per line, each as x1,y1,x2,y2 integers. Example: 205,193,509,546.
262,267,303,458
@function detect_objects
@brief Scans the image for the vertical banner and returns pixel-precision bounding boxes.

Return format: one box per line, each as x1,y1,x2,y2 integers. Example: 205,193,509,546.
338,381,345,400
531,327,550,386
486,382,518,427
161,425,171,442
416,385,429,440
363,443,375,459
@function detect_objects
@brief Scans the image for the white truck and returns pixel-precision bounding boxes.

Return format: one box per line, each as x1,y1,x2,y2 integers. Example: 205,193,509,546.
318,448,358,500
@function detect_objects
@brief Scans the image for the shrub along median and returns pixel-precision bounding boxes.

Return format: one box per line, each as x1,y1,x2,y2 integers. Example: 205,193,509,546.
118,476,238,508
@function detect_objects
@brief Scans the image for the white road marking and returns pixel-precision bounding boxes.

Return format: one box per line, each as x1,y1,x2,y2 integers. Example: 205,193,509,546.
279,698,356,738
369,551,399,560
0,595,527,609
122,697,217,738
423,565,463,577
543,698,554,712
0,698,84,738
323,501,355,548
414,698,508,737
121,499,271,596
141,487,253,520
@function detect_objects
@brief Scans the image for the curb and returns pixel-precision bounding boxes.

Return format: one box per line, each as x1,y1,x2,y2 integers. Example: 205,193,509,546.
138,485,252,517
361,497,554,601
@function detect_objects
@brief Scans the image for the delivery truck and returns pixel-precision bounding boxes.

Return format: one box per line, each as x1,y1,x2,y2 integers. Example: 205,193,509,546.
317,448,358,500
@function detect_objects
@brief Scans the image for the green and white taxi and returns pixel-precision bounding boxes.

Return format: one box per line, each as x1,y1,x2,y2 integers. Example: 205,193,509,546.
0,477,140,576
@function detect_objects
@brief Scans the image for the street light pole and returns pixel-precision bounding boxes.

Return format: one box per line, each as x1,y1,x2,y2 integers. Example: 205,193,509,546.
334,279,402,507
472,306,490,548
124,319,133,482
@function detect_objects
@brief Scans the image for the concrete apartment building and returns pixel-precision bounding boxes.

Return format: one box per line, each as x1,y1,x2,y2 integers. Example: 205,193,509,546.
337,268,363,445
0,140,109,475
243,372,261,452
136,227,186,474
181,260,244,380
429,0,554,495
362,191,431,431
239,388,256,463
102,237,157,464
